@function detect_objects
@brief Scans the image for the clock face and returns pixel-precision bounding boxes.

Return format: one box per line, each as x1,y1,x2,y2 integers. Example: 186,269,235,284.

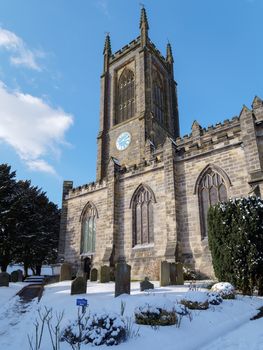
116,132,131,151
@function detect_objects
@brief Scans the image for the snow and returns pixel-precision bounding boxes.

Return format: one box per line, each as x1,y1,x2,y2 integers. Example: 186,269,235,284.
181,291,208,303
6,264,53,275
0,281,262,350
211,282,235,296
0,282,25,307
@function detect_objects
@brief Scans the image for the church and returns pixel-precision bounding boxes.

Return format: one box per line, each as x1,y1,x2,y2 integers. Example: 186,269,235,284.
58,8,263,280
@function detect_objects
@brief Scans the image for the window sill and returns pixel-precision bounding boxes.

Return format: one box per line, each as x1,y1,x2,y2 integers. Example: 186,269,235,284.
132,243,154,250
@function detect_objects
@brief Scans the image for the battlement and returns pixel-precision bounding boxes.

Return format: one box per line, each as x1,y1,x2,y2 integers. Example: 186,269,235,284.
148,39,167,65
66,179,107,200
118,152,163,178
109,36,168,69
110,36,140,63
174,115,241,159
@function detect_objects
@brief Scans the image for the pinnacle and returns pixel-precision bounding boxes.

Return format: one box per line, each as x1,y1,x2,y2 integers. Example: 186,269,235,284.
103,33,112,56
140,6,149,30
166,42,174,63
252,95,263,109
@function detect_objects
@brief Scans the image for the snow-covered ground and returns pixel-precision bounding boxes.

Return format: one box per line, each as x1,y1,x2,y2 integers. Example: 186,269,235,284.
6,264,54,275
0,281,262,350
0,282,25,307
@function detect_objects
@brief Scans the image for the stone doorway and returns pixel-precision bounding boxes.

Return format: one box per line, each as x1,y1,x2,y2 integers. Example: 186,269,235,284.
83,257,92,280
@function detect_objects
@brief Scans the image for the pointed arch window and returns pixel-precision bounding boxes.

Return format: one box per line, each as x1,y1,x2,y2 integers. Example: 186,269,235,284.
153,72,165,125
198,168,228,239
131,184,156,246
116,69,135,124
80,202,97,254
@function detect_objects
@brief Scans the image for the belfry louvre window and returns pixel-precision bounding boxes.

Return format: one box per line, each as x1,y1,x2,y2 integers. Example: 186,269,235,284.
116,68,135,124
81,203,97,254
131,185,155,246
199,169,228,239
153,72,165,124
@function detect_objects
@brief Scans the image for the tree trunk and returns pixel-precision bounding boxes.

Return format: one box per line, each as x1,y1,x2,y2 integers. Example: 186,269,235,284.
24,263,28,277
0,261,8,272
258,277,263,296
36,265,42,275
0,255,10,272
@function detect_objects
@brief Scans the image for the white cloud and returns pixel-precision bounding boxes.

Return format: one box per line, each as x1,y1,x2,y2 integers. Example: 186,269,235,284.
0,27,42,70
0,81,73,175
96,0,110,18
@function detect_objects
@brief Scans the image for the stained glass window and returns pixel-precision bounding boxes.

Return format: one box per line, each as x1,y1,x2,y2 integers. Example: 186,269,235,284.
132,185,155,246
81,203,97,254
199,169,228,239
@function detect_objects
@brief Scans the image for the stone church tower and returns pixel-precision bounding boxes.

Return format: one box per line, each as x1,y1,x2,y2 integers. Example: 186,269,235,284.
59,8,263,279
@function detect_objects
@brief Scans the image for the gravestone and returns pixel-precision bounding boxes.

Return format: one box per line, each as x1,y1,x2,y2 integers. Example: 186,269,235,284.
10,270,19,282
160,261,170,286
71,276,87,295
60,263,72,281
100,265,110,283
115,262,131,297
170,263,176,285
175,262,184,285
0,272,9,287
110,267,115,281
140,277,154,291
90,268,98,281
17,269,23,282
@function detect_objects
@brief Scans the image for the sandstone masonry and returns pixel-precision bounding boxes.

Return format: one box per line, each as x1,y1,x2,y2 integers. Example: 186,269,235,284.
59,8,263,280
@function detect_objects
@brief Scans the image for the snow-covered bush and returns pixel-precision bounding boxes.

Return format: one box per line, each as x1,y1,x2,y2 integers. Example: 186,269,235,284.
208,197,263,295
135,298,177,326
180,291,209,310
207,291,223,305
61,311,126,347
211,282,235,299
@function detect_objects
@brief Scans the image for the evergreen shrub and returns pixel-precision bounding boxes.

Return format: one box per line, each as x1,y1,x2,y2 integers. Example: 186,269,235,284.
208,197,263,295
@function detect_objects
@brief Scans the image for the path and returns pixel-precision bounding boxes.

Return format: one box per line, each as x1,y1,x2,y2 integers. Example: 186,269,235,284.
0,282,44,344
200,315,263,350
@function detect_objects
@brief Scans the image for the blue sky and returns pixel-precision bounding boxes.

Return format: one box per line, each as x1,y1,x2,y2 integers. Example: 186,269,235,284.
0,0,262,206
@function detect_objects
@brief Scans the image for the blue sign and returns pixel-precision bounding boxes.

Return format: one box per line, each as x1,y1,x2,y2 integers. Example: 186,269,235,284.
76,298,88,307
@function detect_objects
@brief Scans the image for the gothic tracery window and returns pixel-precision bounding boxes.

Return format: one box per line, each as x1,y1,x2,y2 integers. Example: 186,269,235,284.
198,168,228,239
153,72,165,124
80,202,97,254
131,184,155,246
116,68,135,124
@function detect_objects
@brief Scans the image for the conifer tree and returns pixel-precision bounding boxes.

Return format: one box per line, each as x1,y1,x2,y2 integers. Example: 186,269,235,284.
0,164,20,271
208,197,263,295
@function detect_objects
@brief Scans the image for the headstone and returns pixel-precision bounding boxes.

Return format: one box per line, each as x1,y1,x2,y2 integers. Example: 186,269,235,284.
60,262,72,281
140,277,154,291
0,272,9,287
115,262,131,297
17,269,23,282
90,268,98,281
170,263,176,285
100,265,110,283
110,267,115,281
71,276,87,295
10,270,19,282
175,262,184,285
160,261,170,286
